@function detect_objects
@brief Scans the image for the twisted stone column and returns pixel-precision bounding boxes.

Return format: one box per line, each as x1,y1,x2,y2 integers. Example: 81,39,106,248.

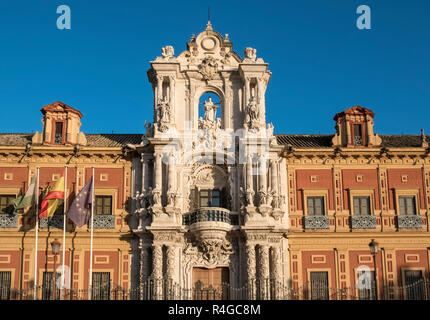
139,245,149,299
258,245,270,300
152,244,163,300
270,246,281,299
246,244,256,299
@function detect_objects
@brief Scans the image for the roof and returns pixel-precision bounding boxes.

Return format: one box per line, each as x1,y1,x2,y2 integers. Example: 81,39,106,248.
0,133,428,149
276,134,430,149
0,133,142,147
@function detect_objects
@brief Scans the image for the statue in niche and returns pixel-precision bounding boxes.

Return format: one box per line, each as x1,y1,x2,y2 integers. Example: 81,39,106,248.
198,97,221,130
157,97,171,123
152,185,162,206
144,187,154,208
167,189,176,206
132,191,144,213
247,96,259,122
204,97,218,123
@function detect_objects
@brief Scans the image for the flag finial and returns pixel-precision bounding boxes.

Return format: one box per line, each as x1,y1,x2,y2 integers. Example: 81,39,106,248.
206,6,213,30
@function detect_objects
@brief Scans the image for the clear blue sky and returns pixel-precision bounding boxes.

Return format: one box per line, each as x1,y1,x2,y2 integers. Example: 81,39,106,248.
0,0,429,135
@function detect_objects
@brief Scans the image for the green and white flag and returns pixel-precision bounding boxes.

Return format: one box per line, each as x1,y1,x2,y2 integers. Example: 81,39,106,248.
14,175,37,209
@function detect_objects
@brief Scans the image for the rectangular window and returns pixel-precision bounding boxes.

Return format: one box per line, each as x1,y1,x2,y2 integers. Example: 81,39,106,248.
0,195,15,215
310,271,329,300
399,196,416,216
307,196,325,216
95,196,112,215
92,272,110,300
353,196,371,216
404,270,425,300
199,190,221,208
354,124,362,145
42,271,61,300
357,270,377,300
0,271,11,300
54,122,63,144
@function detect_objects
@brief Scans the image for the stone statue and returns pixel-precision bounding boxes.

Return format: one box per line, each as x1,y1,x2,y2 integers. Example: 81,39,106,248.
167,189,176,206
157,97,171,123
244,47,257,62
144,187,154,207
246,187,255,206
152,185,162,206
239,187,247,208
161,46,174,59
203,97,217,123
247,96,259,122
144,121,154,137
133,191,142,213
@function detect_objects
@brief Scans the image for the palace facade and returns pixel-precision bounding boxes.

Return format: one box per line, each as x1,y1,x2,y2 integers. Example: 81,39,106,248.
0,22,429,300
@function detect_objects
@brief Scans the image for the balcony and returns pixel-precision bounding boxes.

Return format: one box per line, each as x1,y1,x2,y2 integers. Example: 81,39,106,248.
350,216,377,229
40,216,64,229
89,215,115,229
303,216,330,230
183,207,235,226
397,215,423,229
0,214,18,228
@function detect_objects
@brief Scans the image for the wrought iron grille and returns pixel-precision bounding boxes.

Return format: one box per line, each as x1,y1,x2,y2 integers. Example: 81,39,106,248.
397,215,423,229
303,216,330,229
0,214,18,228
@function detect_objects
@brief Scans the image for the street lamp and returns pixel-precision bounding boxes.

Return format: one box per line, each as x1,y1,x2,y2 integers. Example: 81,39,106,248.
369,239,379,300
50,238,61,300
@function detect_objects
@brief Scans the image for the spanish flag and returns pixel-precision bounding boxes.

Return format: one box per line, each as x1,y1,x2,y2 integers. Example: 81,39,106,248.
39,174,65,218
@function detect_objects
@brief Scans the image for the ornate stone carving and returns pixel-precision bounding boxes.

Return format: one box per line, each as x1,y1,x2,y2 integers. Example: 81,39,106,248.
155,45,176,62
243,47,257,62
183,238,233,269
198,97,221,130
246,244,256,279
156,97,171,132
258,245,270,279
199,57,219,80
152,245,163,279
166,246,175,279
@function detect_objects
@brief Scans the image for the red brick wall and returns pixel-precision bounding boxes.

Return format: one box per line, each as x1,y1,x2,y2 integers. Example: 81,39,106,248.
85,168,124,209
296,170,334,211
0,167,28,189
395,250,429,284
0,250,21,289
387,169,425,210
342,169,380,210
301,251,336,288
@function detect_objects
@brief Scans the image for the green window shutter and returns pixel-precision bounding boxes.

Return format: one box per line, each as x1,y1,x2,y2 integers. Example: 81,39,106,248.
314,197,323,216
406,197,415,215
353,197,360,216
307,197,315,216
399,197,406,216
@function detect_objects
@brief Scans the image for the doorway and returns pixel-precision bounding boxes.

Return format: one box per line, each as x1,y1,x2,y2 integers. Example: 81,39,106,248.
192,267,229,300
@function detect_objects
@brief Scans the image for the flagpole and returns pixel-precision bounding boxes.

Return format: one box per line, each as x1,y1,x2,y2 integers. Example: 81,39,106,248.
89,167,95,300
61,166,68,300
33,167,40,300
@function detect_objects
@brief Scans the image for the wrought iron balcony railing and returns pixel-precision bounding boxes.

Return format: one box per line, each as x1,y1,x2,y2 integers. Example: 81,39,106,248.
397,215,423,229
183,207,237,226
89,215,115,229
40,216,64,229
303,216,330,230
0,214,18,228
350,216,377,229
